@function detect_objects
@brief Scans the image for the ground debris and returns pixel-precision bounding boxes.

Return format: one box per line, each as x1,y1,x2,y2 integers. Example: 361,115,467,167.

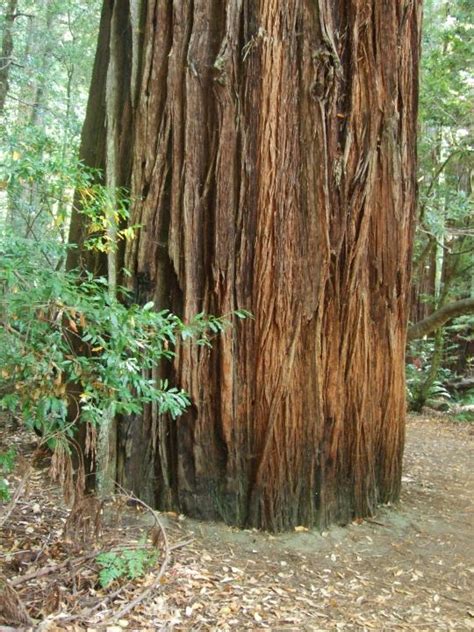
0,574,34,626
0,415,473,629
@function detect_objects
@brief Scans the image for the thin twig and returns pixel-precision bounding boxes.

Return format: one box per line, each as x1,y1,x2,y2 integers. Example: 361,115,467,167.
10,552,98,587
57,537,193,625
74,580,134,619
111,484,171,620
58,492,190,625
365,518,387,527
168,538,194,551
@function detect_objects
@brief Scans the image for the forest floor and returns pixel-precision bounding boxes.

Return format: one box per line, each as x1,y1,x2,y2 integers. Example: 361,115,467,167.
0,415,473,631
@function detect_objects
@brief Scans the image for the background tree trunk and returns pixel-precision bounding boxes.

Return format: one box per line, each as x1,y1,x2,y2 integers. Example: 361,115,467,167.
0,0,19,116
72,0,422,531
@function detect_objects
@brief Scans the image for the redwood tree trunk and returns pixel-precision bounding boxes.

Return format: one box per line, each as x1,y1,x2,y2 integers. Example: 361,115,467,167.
73,0,422,531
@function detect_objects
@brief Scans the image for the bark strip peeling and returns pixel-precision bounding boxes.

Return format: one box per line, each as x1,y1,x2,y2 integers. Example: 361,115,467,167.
75,0,422,531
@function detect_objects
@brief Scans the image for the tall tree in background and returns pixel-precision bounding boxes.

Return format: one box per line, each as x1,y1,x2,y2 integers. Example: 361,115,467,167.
0,0,19,116
69,1,422,531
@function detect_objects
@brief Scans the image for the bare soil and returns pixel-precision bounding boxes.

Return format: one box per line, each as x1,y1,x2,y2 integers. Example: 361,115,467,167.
1,415,473,631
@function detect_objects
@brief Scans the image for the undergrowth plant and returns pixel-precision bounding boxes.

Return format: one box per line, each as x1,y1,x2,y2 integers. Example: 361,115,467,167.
0,232,250,449
406,338,455,411
96,546,158,587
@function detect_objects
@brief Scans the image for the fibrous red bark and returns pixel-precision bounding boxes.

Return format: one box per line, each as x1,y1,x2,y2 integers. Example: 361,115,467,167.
72,0,422,531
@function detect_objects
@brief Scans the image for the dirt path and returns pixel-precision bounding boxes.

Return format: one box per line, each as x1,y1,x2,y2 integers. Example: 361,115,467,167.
1,416,473,630
152,416,473,631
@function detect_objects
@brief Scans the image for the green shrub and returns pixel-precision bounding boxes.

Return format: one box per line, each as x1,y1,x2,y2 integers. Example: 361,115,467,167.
0,233,249,445
96,547,158,587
